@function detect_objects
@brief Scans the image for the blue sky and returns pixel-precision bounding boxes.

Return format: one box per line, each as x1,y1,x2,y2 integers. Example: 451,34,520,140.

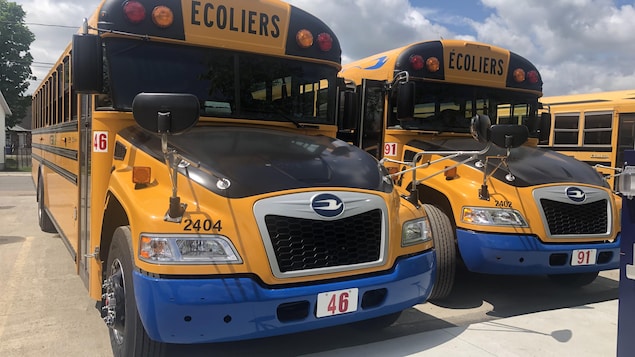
13,0,635,97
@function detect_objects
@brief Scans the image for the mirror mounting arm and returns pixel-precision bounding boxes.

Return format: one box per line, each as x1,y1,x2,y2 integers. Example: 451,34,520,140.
162,134,187,223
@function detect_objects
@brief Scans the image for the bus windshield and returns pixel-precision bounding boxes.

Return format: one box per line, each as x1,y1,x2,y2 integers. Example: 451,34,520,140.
101,38,337,125
396,82,540,132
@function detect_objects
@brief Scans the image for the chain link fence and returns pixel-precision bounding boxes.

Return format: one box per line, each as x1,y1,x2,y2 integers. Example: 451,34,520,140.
3,146,32,171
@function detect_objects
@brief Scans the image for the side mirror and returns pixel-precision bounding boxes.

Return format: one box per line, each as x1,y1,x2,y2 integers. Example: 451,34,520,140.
396,82,415,119
489,124,529,148
132,93,200,222
340,91,358,131
72,34,103,94
539,112,551,144
470,114,491,143
132,93,200,134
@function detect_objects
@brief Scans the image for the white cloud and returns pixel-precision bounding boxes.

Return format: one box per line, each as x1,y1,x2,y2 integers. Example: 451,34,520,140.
474,0,635,95
287,0,452,63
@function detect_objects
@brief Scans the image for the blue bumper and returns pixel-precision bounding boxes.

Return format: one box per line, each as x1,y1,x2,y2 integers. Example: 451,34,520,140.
133,251,435,344
456,229,620,275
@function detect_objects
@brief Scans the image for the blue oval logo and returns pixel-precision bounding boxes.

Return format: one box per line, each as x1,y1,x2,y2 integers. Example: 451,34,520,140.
311,193,344,218
566,187,586,202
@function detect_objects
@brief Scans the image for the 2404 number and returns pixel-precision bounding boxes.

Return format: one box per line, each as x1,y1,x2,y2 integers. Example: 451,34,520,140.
183,218,222,232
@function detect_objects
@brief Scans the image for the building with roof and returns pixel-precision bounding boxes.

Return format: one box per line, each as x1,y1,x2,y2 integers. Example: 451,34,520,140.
0,91,13,170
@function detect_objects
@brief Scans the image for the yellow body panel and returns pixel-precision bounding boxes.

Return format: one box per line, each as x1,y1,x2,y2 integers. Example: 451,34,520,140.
541,89,635,190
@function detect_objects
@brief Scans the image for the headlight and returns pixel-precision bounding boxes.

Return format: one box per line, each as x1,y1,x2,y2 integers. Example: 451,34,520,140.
139,234,242,264
402,216,432,246
461,207,528,227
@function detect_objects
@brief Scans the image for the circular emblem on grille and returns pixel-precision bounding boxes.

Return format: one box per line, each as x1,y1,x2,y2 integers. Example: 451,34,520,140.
311,193,344,218
566,187,586,202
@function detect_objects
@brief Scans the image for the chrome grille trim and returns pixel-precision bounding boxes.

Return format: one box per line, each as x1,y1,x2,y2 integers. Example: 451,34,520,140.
533,186,613,239
253,191,389,279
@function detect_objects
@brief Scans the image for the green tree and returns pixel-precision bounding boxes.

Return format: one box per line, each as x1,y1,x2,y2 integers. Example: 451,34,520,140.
0,0,35,128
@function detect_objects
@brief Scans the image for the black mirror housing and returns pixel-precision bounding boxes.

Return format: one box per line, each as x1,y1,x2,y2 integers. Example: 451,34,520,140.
489,124,529,148
340,91,358,131
470,114,492,143
539,112,551,144
132,93,200,134
396,82,415,119
72,34,103,94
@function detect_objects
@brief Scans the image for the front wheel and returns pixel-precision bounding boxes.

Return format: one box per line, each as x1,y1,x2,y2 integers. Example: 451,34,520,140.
548,271,599,287
423,204,456,300
103,226,165,357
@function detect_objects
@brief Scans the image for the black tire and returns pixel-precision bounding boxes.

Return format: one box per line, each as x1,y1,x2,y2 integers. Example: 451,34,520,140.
106,226,166,357
548,271,599,287
351,311,402,331
37,175,56,233
423,204,456,300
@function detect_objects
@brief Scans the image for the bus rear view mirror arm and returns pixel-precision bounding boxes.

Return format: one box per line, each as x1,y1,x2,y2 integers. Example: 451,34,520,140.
383,118,529,202
132,93,200,222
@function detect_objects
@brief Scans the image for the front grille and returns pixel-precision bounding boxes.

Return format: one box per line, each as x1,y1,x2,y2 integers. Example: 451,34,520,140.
540,198,608,235
265,209,382,272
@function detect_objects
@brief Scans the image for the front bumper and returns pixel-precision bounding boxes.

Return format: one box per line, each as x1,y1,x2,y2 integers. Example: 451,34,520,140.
456,229,620,275
133,251,435,344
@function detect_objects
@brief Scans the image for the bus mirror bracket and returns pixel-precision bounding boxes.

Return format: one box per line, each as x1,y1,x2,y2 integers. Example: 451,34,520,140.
384,115,529,202
132,93,201,222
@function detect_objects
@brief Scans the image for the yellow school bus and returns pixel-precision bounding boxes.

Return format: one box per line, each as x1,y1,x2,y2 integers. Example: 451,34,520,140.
540,89,635,190
339,39,620,299
30,1,437,355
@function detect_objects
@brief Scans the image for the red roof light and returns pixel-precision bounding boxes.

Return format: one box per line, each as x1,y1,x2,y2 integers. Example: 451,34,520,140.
527,70,540,84
123,1,146,24
317,33,333,52
410,55,424,70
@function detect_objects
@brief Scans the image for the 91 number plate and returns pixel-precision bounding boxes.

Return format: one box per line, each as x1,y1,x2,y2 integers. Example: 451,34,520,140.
316,288,359,318
571,249,597,266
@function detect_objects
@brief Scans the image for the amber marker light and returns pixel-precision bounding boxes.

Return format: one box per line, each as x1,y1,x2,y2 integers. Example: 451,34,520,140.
152,5,174,28
123,0,146,24
513,68,526,82
444,166,458,179
140,236,153,259
426,57,440,72
387,167,399,175
133,166,152,184
296,29,314,48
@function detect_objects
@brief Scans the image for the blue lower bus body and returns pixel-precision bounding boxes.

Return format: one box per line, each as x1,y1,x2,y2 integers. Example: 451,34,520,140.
133,251,435,344
456,229,620,275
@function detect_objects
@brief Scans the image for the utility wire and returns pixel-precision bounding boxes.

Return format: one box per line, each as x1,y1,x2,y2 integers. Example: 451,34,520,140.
0,20,77,29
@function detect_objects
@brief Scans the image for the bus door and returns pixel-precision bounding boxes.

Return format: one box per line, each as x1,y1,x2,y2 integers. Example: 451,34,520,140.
358,79,385,159
78,94,92,286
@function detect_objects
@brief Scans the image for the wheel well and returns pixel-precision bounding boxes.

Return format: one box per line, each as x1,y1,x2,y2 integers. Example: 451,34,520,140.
100,192,129,279
416,184,456,227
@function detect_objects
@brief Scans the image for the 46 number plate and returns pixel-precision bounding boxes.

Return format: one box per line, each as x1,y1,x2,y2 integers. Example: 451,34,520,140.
316,288,359,318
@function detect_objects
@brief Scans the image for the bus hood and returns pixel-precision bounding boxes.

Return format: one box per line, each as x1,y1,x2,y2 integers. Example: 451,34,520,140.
407,138,608,188
121,126,391,198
